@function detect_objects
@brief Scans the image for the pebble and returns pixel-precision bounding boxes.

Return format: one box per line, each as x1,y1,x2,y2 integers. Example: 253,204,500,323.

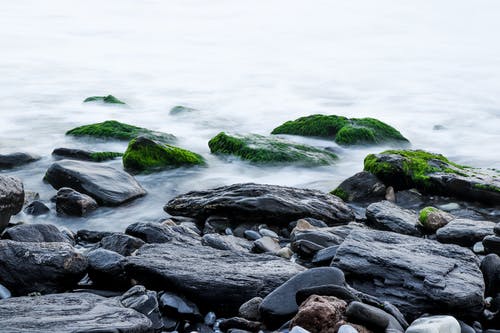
259,228,279,239
244,230,262,241
338,325,359,333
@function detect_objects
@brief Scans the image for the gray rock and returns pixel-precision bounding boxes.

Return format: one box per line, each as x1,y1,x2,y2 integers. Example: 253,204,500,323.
295,284,360,305
436,219,496,247
2,223,72,243
259,228,279,238
45,160,146,206
124,241,304,315
0,152,40,169
56,187,98,216
366,201,421,236
481,254,500,297
125,222,200,244
219,317,262,332
312,245,339,265
0,292,153,332
0,240,88,295
483,235,500,256
438,203,461,211
52,147,121,162
23,200,50,216
406,315,460,333
120,285,162,331
87,248,129,289
244,230,262,241
165,183,354,226
76,229,114,243
495,222,500,236
338,325,359,333
238,297,262,321
0,175,24,232
253,236,281,254
100,233,145,256
332,171,386,202
346,301,404,332
159,291,201,320
202,233,252,252
332,229,484,319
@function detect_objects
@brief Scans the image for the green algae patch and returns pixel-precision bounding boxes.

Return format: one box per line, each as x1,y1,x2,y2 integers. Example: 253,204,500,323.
330,188,348,201
66,120,176,143
84,95,126,104
271,114,409,146
89,151,123,162
208,132,338,166
123,136,205,173
474,184,500,193
418,206,439,225
169,105,197,115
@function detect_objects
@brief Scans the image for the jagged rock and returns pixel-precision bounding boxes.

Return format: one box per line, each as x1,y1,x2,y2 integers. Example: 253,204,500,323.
0,152,40,169
165,183,354,226
23,200,50,216
365,201,421,236
0,175,24,232
56,187,98,216
332,229,484,320
290,295,347,333
120,285,163,330
330,171,386,202
2,223,72,243
0,240,88,295
159,291,202,320
0,292,153,332
436,219,496,247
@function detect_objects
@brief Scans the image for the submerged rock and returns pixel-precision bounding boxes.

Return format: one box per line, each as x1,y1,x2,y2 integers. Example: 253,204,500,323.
0,175,24,232
23,200,50,216
330,171,386,202
0,240,88,295
208,132,338,166
365,200,421,236
52,147,122,162
66,119,176,143
123,136,205,173
271,114,409,146
0,152,40,169
363,149,500,205
0,292,153,332
45,160,146,206
56,187,98,216
332,229,484,319
83,94,126,104
2,223,71,243
165,183,354,225
169,105,197,115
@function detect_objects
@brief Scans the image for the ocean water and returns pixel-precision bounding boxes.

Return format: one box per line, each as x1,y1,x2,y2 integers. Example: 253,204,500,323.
1,0,499,231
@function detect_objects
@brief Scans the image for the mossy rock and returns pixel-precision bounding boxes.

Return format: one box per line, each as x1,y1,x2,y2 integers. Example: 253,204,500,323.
83,95,125,104
169,105,197,115
208,132,338,166
66,120,176,143
52,148,122,162
363,149,500,205
271,114,409,146
123,136,205,173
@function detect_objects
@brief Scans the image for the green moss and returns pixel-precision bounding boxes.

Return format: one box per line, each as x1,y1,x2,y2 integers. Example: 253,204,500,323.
208,132,338,166
363,154,398,178
474,184,500,193
271,114,408,146
170,105,197,115
330,188,348,201
89,151,123,162
418,206,439,224
66,120,176,143
123,136,205,173
84,95,125,104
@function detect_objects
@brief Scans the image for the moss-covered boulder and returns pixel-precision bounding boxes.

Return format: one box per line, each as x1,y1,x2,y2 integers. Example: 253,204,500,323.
66,120,176,143
363,149,500,205
208,132,338,166
123,136,205,173
169,105,197,115
83,95,125,104
418,206,454,232
52,148,123,162
271,114,409,146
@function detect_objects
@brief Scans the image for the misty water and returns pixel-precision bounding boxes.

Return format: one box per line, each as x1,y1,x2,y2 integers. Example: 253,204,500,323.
1,0,499,231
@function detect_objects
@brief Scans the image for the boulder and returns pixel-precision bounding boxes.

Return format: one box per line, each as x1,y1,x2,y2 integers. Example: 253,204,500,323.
0,175,24,232
56,187,98,216
208,132,338,166
331,171,386,202
0,292,153,332
123,136,205,173
332,229,484,319
2,223,71,243
23,200,50,216
290,295,347,333
165,183,354,226
52,147,122,162
0,240,88,295
125,222,200,244
0,152,40,169
365,201,421,236
363,150,500,205
436,219,496,247
406,316,460,333
124,241,304,315
271,114,409,146
418,207,454,232
99,233,145,256
45,160,146,206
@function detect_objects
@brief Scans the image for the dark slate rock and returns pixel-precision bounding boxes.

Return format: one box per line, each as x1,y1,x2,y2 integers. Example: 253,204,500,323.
52,147,96,161
346,301,404,332
259,267,345,328
291,229,344,258
0,175,24,232
125,222,200,244
0,292,153,333
366,200,421,236
459,321,476,333
483,236,500,256
0,152,40,169
165,183,354,226
295,284,360,305
481,254,500,297
219,317,262,332
2,223,71,243
244,230,262,241
56,187,98,216
100,233,145,256
87,248,129,289
436,219,496,247
239,297,262,321
159,291,202,320
332,229,484,320
45,160,146,206
332,171,386,202
23,200,50,216
0,240,88,295
312,245,339,265
124,241,304,315
120,285,162,331
394,189,424,208
202,233,252,252
76,229,114,243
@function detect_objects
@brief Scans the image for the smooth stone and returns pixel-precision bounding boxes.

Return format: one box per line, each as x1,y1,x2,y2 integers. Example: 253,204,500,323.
165,183,354,226
253,236,281,254
202,233,252,252
45,160,146,206
0,240,88,295
386,186,396,202
86,248,129,289
473,242,485,254
346,301,403,332
0,283,11,299
483,235,500,255
260,267,345,328
366,200,421,236
205,311,217,325
124,241,304,315
2,223,71,243
0,292,153,332
125,222,200,244
436,219,496,247
290,295,347,333
244,230,262,241
332,229,484,319
312,245,339,265
23,200,50,216
120,285,163,330
394,189,424,209
99,233,145,256
259,228,279,238
406,315,460,333
238,297,262,321
333,171,386,202
0,175,24,232
339,325,359,333
277,246,294,259
480,254,500,297
159,291,202,320
0,152,40,169
56,187,98,216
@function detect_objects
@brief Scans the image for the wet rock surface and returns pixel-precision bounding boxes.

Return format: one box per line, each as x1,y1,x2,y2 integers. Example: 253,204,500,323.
365,200,421,236
0,175,24,232
436,218,496,247
56,187,99,216
0,152,40,169
2,223,72,243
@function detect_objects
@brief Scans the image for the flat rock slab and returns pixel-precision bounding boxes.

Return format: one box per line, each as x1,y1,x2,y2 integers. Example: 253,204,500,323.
436,218,496,247
125,241,305,314
332,229,484,319
165,183,354,225
0,292,153,333
366,200,421,236
45,160,146,206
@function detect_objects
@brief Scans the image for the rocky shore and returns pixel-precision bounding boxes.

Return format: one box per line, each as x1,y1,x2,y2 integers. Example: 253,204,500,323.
0,113,499,333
